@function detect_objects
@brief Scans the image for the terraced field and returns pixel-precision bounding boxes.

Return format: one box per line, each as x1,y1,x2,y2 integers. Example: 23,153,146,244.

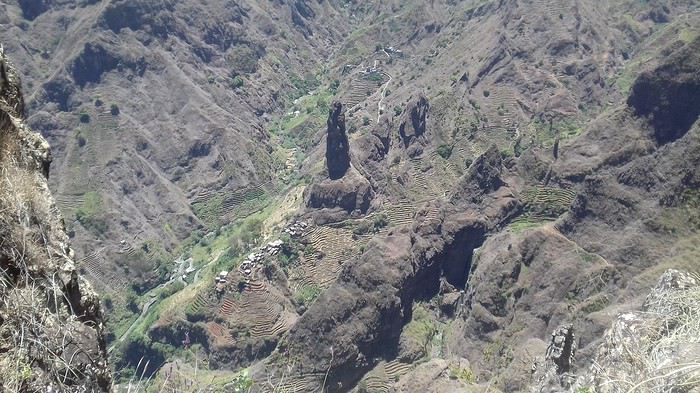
355,360,414,393
480,87,520,131
289,226,357,290
78,248,130,306
257,372,325,393
343,71,390,110
205,322,235,346
190,182,271,226
214,276,294,342
521,186,577,215
509,186,577,231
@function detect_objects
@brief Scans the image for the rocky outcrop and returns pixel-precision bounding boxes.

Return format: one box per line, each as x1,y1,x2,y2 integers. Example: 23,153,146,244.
530,325,577,392
628,36,700,144
304,102,374,214
398,94,429,150
326,101,351,180
275,148,520,392
71,41,147,87
305,167,373,214
530,270,700,393
0,47,111,392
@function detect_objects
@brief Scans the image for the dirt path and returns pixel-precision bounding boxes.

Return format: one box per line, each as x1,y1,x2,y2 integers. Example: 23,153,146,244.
377,71,393,123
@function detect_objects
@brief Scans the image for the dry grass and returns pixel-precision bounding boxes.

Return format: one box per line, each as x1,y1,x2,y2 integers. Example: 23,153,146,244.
589,272,700,393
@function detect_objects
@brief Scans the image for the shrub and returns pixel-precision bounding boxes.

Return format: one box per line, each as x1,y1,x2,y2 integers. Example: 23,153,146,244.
394,106,402,116
230,75,244,89
79,112,90,123
102,295,113,311
110,104,120,115
231,370,254,393
362,116,370,126
125,293,139,313
76,133,86,147
372,213,388,230
295,284,322,307
436,144,453,159
330,79,340,93
483,90,490,97
94,98,103,107
159,281,185,299
227,44,259,75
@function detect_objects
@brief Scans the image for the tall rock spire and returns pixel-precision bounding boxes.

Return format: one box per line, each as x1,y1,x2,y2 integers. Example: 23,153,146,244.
326,101,351,180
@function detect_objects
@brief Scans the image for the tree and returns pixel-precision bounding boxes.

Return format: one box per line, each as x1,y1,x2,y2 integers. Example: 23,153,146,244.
125,293,139,313
230,76,244,89
110,104,120,115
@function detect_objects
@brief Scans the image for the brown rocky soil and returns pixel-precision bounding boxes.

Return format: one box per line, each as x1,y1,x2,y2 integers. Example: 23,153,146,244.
1,0,699,392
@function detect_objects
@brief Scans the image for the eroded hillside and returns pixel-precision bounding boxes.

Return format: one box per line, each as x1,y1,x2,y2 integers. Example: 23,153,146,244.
2,0,699,392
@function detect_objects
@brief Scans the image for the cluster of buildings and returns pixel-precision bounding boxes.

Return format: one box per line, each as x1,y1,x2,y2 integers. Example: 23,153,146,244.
283,220,308,237
214,221,310,292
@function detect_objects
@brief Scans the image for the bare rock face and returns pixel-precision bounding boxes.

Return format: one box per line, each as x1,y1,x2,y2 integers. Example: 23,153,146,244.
399,94,429,149
0,46,111,392
305,167,373,214
547,324,576,374
304,102,373,214
628,36,700,144
326,101,351,180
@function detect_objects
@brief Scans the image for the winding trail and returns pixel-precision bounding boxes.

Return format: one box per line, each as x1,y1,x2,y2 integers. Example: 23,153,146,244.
377,71,393,123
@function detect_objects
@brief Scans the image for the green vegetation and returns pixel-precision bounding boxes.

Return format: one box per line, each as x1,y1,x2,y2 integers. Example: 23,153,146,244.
575,388,595,393
269,86,333,152
110,104,120,115
79,112,90,123
404,305,438,355
276,234,301,269
230,75,244,89
530,117,583,148
436,144,453,159
449,365,477,384
231,370,254,393
364,72,385,83
289,72,321,99
508,216,552,233
295,284,322,307
75,191,108,236
352,213,388,235
228,44,259,76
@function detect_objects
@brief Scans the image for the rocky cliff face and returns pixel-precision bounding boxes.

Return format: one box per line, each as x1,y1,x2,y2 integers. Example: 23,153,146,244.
305,101,374,216
0,47,110,392
628,36,700,144
398,94,429,152
326,101,351,180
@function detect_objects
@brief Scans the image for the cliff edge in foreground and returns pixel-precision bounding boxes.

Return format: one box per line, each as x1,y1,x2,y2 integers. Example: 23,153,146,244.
0,46,111,392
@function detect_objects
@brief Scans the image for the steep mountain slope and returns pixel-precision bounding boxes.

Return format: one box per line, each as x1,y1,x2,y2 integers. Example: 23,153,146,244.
0,47,110,392
2,0,699,392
